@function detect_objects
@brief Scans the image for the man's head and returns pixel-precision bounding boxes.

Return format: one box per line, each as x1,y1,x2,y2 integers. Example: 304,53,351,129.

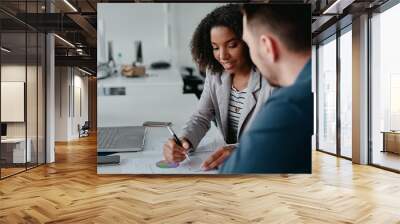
241,4,311,87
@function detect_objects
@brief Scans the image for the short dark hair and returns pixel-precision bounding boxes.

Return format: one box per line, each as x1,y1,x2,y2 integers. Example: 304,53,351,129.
191,4,253,74
242,4,311,53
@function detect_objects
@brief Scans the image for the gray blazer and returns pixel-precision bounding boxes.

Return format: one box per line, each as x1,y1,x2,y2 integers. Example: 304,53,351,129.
181,68,273,149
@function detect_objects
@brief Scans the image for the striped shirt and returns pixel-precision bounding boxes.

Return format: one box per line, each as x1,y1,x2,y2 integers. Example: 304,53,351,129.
226,86,247,144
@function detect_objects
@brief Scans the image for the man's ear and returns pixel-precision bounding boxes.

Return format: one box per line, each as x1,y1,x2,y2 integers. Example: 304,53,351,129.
260,34,278,62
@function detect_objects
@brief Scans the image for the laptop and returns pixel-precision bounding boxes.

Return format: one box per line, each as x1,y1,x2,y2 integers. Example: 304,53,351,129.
97,126,146,152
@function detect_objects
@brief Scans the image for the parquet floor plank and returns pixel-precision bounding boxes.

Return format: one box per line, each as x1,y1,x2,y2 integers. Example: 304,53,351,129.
0,135,399,223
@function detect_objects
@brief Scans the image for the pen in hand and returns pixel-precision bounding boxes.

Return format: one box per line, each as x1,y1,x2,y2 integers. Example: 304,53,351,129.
166,126,190,161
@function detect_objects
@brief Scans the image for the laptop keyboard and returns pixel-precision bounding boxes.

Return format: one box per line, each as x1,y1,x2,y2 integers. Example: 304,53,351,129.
98,126,145,151
98,128,117,148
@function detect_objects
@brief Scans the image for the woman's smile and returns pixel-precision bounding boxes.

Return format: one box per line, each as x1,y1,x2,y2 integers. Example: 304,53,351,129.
221,61,235,70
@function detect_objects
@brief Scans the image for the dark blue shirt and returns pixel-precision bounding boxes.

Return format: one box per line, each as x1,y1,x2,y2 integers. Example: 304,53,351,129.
220,60,313,173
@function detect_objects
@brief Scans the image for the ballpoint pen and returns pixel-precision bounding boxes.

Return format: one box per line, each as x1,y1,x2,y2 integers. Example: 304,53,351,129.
166,126,190,161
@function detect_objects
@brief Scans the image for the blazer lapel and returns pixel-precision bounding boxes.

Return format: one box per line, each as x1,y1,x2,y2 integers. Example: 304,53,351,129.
216,72,231,139
237,69,261,138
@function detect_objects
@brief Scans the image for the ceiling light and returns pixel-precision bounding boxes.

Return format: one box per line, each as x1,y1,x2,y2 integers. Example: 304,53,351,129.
323,0,354,15
78,67,93,76
54,34,75,48
63,0,78,12
1,47,11,53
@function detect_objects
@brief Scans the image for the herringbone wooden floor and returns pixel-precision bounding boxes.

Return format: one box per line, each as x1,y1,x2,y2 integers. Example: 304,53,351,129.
1,135,400,223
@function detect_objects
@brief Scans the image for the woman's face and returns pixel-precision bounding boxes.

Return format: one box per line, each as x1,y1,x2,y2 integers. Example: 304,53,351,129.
210,26,248,74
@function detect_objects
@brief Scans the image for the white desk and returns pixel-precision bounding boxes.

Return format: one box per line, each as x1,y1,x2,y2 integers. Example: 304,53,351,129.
98,85,197,127
97,68,183,105
1,138,31,163
97,126,223,174
97,70,225,174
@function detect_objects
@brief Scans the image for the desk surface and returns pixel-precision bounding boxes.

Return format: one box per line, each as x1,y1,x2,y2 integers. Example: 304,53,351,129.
98,86,198,127
97,126,223,174
97,70,224,174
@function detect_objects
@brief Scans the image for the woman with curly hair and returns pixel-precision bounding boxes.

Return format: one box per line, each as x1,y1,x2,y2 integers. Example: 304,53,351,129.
163,4,272,171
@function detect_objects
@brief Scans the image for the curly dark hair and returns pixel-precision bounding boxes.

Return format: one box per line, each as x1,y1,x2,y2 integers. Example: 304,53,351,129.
190,4,253,75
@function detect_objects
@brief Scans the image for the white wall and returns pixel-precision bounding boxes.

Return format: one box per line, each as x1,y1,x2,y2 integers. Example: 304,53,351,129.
78,75,89,125
98,3,170,65
1,64,46,163
1,82,25,122
72,74,89,138
1,66,26,127
1,65,30,138
1,65,26,81
98,3,222,72
54,67,89,141
1,65,26,142
55,67,69,141
170,3,222,70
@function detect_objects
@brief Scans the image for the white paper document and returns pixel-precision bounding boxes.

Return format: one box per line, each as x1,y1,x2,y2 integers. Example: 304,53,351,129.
98,132,225,174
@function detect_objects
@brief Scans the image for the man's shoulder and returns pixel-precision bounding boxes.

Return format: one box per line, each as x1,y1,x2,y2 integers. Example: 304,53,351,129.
254,98,303,129
253,80,313,130
271,76,311,102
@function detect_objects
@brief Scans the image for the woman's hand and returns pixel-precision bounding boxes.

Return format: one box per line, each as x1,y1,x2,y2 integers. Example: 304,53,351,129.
201,145,235,171
163,138,192,163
